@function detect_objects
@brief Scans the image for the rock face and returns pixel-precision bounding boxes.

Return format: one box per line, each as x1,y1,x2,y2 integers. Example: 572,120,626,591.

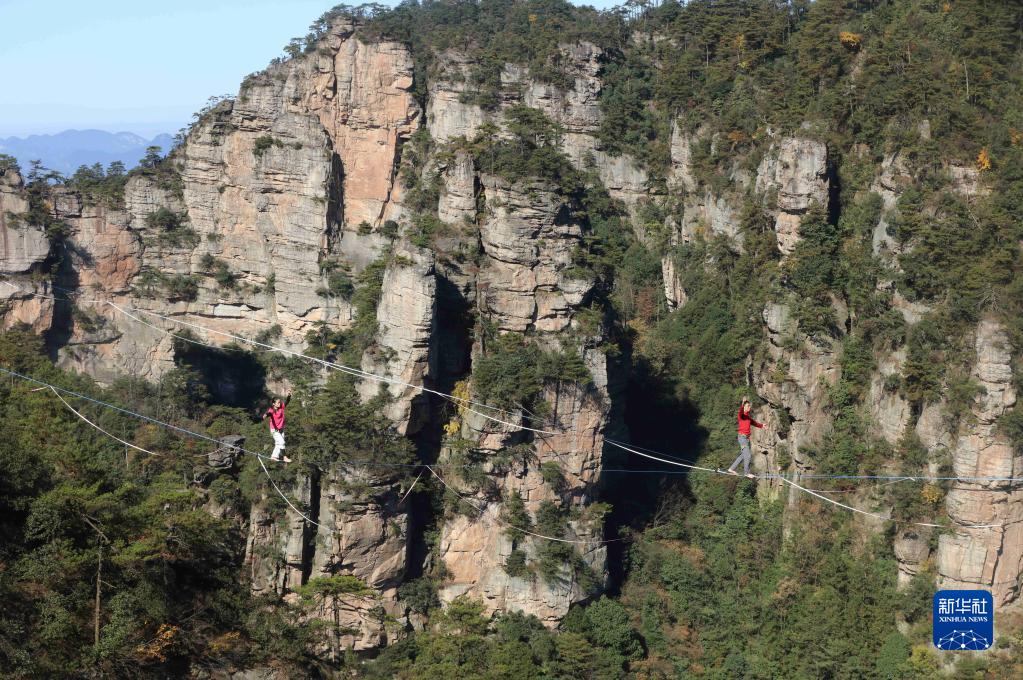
668,124,747,247
433,171,610,623
754,302,840,472
867,350,911,445
437,151,477,225
755,137,829,255
427,51,487,144
476,175,591,334
357,245,437,434
0,168,48,274
661,256,686,311
437,365,610,625
937,320,1023,605
894,528,932,587
870,151,911,262
0,22,625,645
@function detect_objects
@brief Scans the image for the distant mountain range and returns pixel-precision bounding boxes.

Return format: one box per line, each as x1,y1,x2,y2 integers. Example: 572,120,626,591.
0,129,177,176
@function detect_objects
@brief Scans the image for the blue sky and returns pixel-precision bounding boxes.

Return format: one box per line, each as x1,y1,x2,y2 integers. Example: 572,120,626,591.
0,0,622,138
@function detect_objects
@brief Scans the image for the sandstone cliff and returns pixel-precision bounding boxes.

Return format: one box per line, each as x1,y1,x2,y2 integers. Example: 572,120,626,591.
0,19,624,645
3,10,1022,661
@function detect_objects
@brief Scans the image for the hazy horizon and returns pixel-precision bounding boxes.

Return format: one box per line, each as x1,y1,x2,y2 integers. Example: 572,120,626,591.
0,122,188,140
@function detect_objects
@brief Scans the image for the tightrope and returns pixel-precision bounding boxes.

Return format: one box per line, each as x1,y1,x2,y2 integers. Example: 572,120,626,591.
6,281,1023,531
608,438,1017,529
1,365,328,526
4,281,557,434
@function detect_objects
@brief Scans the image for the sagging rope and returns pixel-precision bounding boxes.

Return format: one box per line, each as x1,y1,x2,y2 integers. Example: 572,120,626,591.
48,386,163,458
610,438,1018,529
6,282,1023,532
0,366,325,531
778,476,1019,530
607,436,1023,485
44,386,221,460
2,280,558,436
2,365,622,544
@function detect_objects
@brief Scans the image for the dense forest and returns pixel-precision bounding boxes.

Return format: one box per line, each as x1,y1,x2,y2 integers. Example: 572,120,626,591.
3,0,1023,678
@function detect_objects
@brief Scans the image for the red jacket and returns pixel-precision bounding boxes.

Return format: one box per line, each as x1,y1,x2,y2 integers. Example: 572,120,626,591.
737,408,763,436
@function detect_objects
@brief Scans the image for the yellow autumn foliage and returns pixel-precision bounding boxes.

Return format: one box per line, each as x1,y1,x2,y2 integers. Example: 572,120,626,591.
921,483,943,505
726,130,748,147
976,147,991,172
839,31,862,51
135,624,179,663
442,379,472,436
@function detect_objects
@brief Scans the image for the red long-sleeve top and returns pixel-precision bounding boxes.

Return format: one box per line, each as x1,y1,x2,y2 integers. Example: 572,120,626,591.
265,404,286,431
737,408,763,436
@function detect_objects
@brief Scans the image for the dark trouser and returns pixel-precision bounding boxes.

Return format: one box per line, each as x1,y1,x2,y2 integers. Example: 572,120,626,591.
728,435,751,474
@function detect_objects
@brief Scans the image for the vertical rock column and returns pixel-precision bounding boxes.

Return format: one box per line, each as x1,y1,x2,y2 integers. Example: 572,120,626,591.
434,175,610,625
937,320,1023,605
0,165,55,332
755,137,829,256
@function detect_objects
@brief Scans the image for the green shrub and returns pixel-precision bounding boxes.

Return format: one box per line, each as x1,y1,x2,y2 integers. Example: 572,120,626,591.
253,135,283,158
472,334,592,413
397,577,441,615
501,490,532,541
504,549,529,578
146,207,199,248
539,461,566,493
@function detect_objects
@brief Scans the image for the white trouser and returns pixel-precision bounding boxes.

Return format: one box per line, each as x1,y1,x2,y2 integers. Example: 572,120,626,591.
271,429,286,459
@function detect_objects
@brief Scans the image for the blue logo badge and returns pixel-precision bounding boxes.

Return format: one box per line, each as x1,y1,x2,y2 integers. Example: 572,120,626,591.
933,590,993,651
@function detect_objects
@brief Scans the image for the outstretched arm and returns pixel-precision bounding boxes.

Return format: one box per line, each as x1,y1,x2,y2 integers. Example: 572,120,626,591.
753,418,764,429
284,393,292,406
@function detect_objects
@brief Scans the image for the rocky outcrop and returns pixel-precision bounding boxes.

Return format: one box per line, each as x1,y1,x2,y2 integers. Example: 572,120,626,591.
668,125,746,246
309,468,410,651
358,245,437,434
505,43,650,218
870,151,911,262
661,256,686,311
476,175,593,334
755,137,829,255
894,528,932,587
511,42,603,135
426,51,486,144
755,302,840,469
305,26,420,229
0,168,48,274
437,360,610,625
0,168,57,333
246,476,315,596
437,151,478,225
868,349,911,445
937,320,1023,605
428,169,610,624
